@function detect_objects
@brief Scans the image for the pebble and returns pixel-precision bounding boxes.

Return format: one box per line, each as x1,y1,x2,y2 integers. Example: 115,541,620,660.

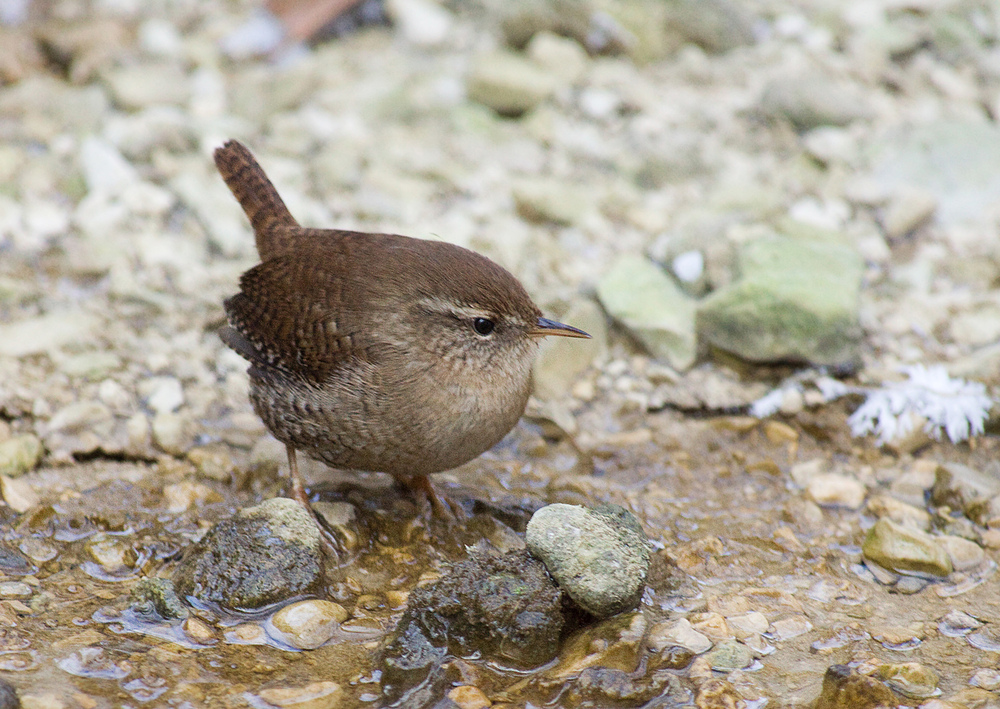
525,31,588,85
0,435,42,478
182,617,216,645
466,51,555,117
162,482,222,514
1,475,39,513
140,376,184,415
704,639,754,672
446,686,491,709
759,69,873,130
807,473,866,510
882,187,937,238
726,611,769,640
255,682,342,709
152,412,190,455
865,494,931,531
84,533,138,575
937,535,985,572
862,518,953,578
970,668,1000,691
268,600,349,650
768,615,813,641
647,618,713,655
385,0,453,47
525,503,650,619
0,581,32,598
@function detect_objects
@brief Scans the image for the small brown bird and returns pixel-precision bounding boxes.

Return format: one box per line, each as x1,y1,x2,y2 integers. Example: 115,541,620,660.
215,140,589,517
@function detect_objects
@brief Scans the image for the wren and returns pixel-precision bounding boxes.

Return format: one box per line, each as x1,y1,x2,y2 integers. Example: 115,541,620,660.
215,140,589,517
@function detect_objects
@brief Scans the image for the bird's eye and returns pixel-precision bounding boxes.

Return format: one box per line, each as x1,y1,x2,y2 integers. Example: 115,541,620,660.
472,317,495,336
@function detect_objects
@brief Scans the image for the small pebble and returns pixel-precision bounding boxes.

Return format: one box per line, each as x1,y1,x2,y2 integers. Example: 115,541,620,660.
0,435,43,477
268,600,349,650
182,617,216,645
255,681,342,709
704,639,753,672
768,615,813,641
447,686,491,709
970,668,1000,691
647,618,713,655
807,473,866,509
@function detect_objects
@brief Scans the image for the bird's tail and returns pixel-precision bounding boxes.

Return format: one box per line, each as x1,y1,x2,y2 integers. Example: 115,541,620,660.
213,140,298,258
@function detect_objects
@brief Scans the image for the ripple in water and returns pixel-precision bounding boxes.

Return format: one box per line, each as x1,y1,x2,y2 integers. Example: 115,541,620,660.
57,647,131,680
967,628,1000,653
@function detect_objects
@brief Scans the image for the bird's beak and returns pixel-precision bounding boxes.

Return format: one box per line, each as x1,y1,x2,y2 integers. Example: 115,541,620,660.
529,317,591,339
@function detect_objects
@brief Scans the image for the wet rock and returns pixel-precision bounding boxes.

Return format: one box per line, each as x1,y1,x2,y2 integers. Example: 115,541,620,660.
760,70,874,131
875,662,939,700
931,462,1000,525
174,498,322,611
0,435,42,478
694,678,745,709
84,533,138,576
697,235,864,366
182,616,216,645
446,686,490,709
380,546,562,700
768,615,813,641
668,0,756,54
466,51,555,117
268,600,349,650
186,446,235,482
813,664,896,709
862,518,952,578
162,482,223,514
596,255,697,371
130,578,187,620
563,665,670,706
312,501,359,551
533,299,607,400
726,611,768,640
647,618,712,655
807,474,866,510
550,612,647,678
0,543,31,573
526,503,649,618
254,682,342,709
704,639,753,672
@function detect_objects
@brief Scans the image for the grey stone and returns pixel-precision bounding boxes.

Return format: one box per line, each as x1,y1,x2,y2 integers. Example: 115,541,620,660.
597,255,697,370
862,518,952,578
697,235,864,366
930,462,1000,525
525,31,588,85
526,503,650,618
466,51,555,117
174,498,322,610
513,178,593,226
668,0,757,54
760,70,874,131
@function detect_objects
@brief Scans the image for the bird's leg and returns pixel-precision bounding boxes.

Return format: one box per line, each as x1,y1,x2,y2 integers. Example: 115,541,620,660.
405,474,461,522
286,445,340,561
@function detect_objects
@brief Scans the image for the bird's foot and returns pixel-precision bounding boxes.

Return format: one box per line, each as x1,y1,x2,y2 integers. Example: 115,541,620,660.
404,474,466,525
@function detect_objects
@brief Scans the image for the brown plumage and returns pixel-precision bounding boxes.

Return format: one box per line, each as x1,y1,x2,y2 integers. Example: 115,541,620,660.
215,140,589,516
